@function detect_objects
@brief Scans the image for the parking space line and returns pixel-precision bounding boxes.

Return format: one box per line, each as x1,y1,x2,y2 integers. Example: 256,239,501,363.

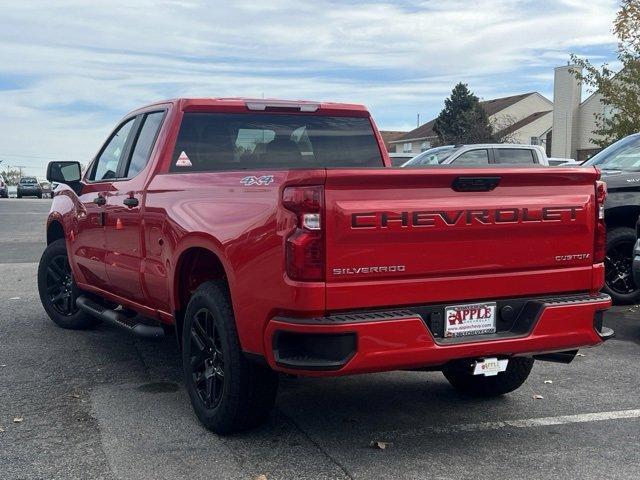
379,409,640,439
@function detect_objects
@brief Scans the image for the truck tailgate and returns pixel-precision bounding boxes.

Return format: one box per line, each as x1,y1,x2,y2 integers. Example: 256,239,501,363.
324,167,600,309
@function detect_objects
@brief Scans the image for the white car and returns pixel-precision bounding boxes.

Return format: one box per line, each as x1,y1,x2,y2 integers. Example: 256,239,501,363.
402,144,573,167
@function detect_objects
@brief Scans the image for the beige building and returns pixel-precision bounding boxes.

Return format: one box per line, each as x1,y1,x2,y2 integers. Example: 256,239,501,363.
551,65,608,162
389,92,553,155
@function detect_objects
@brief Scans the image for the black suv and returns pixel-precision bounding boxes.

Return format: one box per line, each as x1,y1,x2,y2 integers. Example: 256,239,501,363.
584,133,640,304
17,177,43,198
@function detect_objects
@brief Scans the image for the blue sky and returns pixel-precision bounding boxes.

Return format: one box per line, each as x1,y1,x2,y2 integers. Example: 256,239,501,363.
0,0,620,176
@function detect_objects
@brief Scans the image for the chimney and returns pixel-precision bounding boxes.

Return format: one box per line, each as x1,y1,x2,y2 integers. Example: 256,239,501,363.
551,65,582,159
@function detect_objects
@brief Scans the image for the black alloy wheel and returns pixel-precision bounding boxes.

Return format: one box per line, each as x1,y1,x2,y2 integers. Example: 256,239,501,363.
190,308,225,409
38,238,98,329
605,239,636,295
45,254,79,316
181,280,278,434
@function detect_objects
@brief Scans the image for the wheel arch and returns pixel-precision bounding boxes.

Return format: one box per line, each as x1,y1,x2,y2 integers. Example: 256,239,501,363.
605,205,640,230
46,219,65,245
172,237,235,347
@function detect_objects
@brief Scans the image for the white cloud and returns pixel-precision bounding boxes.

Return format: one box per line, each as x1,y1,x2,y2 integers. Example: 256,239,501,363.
0,0,619,175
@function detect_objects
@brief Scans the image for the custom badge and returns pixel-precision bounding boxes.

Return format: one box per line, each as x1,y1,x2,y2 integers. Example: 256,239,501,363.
176,151,192,167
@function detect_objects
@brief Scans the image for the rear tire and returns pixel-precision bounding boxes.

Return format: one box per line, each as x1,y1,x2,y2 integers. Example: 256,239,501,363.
442,357,534,397
37,238,98,329
182,280,278,434
603,227,640,305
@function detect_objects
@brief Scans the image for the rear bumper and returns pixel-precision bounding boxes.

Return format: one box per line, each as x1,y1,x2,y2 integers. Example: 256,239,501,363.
264,293,612,376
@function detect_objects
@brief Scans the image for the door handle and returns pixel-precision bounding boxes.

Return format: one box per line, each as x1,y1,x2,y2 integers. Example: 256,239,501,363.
123,197,139,208
93,196,106,206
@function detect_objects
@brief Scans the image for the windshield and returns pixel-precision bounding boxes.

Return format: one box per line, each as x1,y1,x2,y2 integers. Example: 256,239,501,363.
20,177,37,184
583,134,640,170
401,146,458,167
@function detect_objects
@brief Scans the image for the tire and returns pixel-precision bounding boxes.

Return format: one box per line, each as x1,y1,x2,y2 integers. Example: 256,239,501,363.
603,227,640,305
16,194,21,198
37,194,43,199
182,280,278,434
442,357,534,397
37,238,98,329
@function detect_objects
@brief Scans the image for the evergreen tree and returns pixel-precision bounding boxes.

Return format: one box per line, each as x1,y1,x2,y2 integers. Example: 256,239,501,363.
433,83,496,145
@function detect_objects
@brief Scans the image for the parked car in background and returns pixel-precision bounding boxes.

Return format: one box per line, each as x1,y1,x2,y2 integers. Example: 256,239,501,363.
17,176,43,198
40,180,53,198
402,144,569,167
548,157,580,166
582,133,640,304
0,178,8,198
39,97,611,434
389,152,414,166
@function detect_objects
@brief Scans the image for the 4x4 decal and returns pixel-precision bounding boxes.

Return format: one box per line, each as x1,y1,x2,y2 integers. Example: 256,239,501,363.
240,175,274,186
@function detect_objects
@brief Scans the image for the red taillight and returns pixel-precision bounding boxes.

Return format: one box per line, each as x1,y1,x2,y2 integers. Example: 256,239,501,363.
282,185,324,281
594,180,607,263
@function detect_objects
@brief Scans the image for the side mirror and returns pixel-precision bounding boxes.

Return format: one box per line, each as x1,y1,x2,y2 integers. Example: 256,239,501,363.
46,161,81,184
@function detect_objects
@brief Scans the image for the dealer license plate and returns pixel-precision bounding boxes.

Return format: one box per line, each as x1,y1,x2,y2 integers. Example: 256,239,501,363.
444,302,497,338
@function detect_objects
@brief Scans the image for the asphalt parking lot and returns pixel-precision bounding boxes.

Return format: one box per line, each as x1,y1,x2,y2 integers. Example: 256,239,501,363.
1,198,639,480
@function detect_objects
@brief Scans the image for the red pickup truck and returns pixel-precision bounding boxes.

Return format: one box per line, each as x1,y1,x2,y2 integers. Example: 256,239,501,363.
39,98,612,433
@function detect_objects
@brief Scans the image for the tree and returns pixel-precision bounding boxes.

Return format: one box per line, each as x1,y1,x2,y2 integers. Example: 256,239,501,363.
0,167,23,186
433,83,497,145
571,0,640,147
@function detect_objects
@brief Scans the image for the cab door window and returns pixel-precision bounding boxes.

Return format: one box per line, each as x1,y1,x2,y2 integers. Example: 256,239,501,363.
89,118,136,181
125,111,165,178
452,149,490,165
495,148,536,164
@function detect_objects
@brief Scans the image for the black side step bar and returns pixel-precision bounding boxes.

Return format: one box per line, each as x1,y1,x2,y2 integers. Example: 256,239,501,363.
76,296,164,338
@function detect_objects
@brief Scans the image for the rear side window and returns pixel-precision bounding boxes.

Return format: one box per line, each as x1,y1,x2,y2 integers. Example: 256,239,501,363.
495,148,536,164
170,113,383,172
452,149,489,165
126,111,165,178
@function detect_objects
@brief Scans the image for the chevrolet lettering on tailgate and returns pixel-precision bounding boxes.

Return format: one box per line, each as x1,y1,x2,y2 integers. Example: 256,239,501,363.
351,206,584,229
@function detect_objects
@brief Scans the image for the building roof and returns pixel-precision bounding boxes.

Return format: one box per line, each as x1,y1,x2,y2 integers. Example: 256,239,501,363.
391,92,540,143
497,110,552,137
379,130,408,144
481,92,536,116
392,119,438,142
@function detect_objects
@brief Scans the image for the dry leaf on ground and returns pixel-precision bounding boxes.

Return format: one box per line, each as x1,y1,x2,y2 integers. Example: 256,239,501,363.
13,417,23,423
532,394,544,400
370,441,392,450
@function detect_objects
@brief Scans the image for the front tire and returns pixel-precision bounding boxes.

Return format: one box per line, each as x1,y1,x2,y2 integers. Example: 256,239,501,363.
443,357,534,397
37,238,98,329
182,280,278,434
603,227,640,305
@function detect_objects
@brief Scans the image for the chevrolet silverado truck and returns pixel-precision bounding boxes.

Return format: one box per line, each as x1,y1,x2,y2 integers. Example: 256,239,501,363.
39,98,613,434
